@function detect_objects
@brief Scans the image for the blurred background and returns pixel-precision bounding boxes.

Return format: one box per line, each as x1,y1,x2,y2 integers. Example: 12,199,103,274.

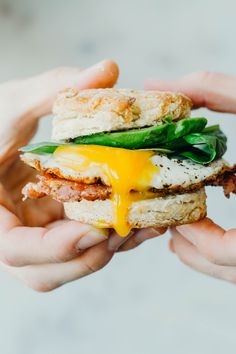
1,0,236,353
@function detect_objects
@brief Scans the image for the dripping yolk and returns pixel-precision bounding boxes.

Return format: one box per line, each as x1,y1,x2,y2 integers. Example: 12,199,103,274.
54,145,159,236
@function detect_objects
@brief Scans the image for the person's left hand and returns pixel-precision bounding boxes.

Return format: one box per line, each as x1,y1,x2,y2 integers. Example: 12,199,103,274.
170,219,236,283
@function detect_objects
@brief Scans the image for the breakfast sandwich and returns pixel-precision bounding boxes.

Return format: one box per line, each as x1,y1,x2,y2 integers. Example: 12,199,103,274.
20,89,236,236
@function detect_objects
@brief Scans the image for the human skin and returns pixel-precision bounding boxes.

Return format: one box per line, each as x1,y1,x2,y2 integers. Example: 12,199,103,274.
146,71,236,283
0,60,164,292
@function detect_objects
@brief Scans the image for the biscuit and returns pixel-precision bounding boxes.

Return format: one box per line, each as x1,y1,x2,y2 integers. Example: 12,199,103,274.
52,88,192,140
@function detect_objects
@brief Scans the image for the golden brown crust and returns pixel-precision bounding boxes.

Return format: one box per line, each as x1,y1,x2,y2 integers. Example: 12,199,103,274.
52,88,192,140
53,88,136,117
64,189,207,229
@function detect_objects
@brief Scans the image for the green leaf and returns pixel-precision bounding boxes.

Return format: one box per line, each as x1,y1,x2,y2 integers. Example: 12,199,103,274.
19,118,227,165
19,142,69,154
139,147,174,153
163,114,174,124
178,149,216,164
73,118,208,149
175,126,227,164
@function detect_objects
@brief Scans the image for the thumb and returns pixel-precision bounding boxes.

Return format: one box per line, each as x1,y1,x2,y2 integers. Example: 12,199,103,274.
145,71,236,113
22,59,119,118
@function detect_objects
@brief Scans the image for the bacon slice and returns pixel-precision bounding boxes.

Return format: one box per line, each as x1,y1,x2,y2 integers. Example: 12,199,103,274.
22,175,111,202
22,170,236,203
210,173,236,198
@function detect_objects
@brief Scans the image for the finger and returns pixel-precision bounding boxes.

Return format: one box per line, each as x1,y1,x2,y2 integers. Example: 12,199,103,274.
0,201,108,266
145,72,236,112
46,219,69,229
108,227,164,252
5,240,114,292
117,227,166,252
175,218,236,266
0,183,18,214
170,229,236,284
20,59,119,119
107,230,134,251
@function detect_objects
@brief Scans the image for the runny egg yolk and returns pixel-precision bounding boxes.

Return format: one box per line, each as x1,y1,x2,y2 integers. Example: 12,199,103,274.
54,145,159,237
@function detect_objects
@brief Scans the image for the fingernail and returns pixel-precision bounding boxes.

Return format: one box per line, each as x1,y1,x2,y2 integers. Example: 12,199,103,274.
84,60,106,73
77,228,109,251
134,227,161,243
108,231,134,251
176,225,196,245
79,60,118,84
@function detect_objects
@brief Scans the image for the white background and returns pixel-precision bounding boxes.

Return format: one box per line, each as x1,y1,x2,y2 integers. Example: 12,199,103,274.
0,0,236,353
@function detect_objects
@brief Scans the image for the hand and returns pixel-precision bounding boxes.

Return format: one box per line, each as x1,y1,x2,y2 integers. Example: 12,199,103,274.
146,71,236,283
0,60,120,292
0,60,165,292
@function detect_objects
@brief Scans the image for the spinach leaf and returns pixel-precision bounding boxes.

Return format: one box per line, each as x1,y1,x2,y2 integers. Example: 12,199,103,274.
20,142,69,154
19,119,227,165
175,125,227,164
72,118,207,149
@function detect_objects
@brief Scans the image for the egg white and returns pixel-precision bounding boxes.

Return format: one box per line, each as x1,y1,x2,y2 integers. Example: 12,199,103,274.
22,152,229,190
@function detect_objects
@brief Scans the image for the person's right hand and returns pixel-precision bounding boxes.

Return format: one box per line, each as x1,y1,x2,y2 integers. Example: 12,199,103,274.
146,72,236,284
146,71,236,112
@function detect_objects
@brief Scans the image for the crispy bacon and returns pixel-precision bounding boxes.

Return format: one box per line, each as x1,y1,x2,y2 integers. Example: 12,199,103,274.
210,173,236,198
22,175,111,202
22,170,236,203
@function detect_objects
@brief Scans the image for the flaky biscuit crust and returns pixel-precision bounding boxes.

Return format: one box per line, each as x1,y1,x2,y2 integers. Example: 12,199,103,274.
52,88,192,140
64,189,206,229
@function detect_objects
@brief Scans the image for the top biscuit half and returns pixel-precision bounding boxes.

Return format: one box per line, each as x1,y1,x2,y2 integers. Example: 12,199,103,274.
52,88,192,141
